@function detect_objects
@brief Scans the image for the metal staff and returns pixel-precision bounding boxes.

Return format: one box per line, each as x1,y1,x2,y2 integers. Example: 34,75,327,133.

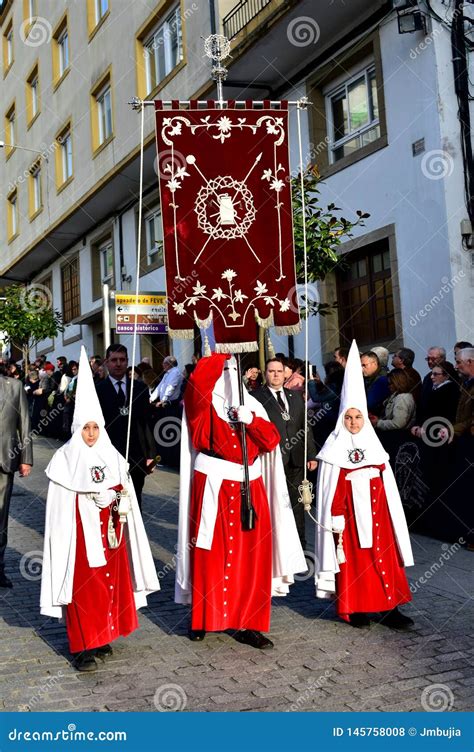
236,353,255,530
208,35,254,530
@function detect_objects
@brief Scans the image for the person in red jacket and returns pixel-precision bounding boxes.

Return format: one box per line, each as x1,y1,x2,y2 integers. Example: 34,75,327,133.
176,353,306,649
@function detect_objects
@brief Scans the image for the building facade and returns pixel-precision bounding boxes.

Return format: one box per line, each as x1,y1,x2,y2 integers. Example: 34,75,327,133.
1,0,472,372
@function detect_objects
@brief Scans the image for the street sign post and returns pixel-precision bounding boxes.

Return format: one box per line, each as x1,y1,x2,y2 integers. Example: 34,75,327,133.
115,293,168,334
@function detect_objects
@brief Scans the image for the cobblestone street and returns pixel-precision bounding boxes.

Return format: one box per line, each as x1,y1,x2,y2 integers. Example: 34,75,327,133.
0,438,472,713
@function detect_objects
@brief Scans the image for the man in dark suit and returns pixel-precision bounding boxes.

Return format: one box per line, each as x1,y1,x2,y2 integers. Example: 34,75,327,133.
0,365,33,587
96,344,156,508
253,358,318,549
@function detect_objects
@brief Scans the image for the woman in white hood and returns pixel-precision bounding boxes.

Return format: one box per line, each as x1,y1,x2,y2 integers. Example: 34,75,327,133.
314,341,414,630
40,346,159,671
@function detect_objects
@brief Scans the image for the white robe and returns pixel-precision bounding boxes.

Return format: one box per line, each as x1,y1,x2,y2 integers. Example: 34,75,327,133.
40,477,160,619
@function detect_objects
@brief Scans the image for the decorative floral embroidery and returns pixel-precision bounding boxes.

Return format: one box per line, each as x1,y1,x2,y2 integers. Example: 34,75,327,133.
172,268,290,327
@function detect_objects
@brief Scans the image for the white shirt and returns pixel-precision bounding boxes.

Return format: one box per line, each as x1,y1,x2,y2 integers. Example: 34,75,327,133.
150,366,183,403
108,375,127,398
268,385,289,411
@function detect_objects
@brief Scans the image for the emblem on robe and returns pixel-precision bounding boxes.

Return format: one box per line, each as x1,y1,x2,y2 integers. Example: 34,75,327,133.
90,465,106,483
348,448,365,464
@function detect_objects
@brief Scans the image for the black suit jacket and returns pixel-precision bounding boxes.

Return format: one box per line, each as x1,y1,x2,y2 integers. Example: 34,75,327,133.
96,377,155,469
253,385,317,468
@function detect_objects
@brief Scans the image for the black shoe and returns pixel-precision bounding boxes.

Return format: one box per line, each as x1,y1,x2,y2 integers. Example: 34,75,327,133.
0,573,12,588
349,613,370,629
188,630,206,642
234,630,274,650
95,644,113,660
380,607,414,630
74,650,97,672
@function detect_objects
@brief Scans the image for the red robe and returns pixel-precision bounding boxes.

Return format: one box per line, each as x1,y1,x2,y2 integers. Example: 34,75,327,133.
185,354,281,632
66,490,139,653
331,464,412,621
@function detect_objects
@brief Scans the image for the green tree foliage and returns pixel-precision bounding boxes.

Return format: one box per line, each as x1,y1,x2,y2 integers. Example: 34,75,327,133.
292,165,370,316
0,283,64,363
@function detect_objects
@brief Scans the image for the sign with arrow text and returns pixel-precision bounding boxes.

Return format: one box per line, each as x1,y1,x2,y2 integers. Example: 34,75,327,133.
115,293,168,334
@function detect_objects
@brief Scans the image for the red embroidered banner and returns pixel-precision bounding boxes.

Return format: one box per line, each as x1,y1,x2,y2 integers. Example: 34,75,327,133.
154,102,301,352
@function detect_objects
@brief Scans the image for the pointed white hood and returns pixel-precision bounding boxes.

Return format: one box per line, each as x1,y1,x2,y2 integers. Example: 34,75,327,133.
316,340,388,469
45,346,127,492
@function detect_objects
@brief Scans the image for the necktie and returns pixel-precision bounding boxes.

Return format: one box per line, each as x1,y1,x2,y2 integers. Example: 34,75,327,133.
276,390,286,412
116,380,126,407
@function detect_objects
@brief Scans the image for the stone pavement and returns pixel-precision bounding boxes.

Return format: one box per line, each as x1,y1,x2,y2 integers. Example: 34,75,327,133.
0,437,472,713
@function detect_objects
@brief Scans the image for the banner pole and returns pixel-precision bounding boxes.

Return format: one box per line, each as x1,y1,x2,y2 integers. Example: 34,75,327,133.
205,34,254,528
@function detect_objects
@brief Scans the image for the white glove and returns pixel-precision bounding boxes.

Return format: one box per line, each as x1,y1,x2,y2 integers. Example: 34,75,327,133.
236,406,254,425
331,515,345,533
88,490,116,509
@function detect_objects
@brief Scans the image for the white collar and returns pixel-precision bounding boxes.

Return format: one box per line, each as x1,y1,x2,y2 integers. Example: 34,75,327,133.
109,375,127,387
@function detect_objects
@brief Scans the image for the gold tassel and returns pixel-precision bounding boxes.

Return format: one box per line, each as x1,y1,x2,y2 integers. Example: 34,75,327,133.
336,531,346,564
203,333,211,357
266,330,275,359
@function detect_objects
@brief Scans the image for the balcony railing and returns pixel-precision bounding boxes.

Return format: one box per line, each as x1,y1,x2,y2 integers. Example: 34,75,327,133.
222,0,273,40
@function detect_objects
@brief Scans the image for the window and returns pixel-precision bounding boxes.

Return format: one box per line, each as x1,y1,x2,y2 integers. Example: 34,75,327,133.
91,235,114,300
326,65,380,163
336,240,395,346
87,0,109,37
28,162,42,218
52,14,70,87
58,28,69,75
100,240,114,285
137,5,183,97
97,85,112,143
96,84,112,146
55,122,73,188
90,69,113,153
61,258,80,323
7,189,19,240
26,63,40,125
145,210,164,267
95,0,109,24
3,20,13,74
4,102,16,157
23,0,37,35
